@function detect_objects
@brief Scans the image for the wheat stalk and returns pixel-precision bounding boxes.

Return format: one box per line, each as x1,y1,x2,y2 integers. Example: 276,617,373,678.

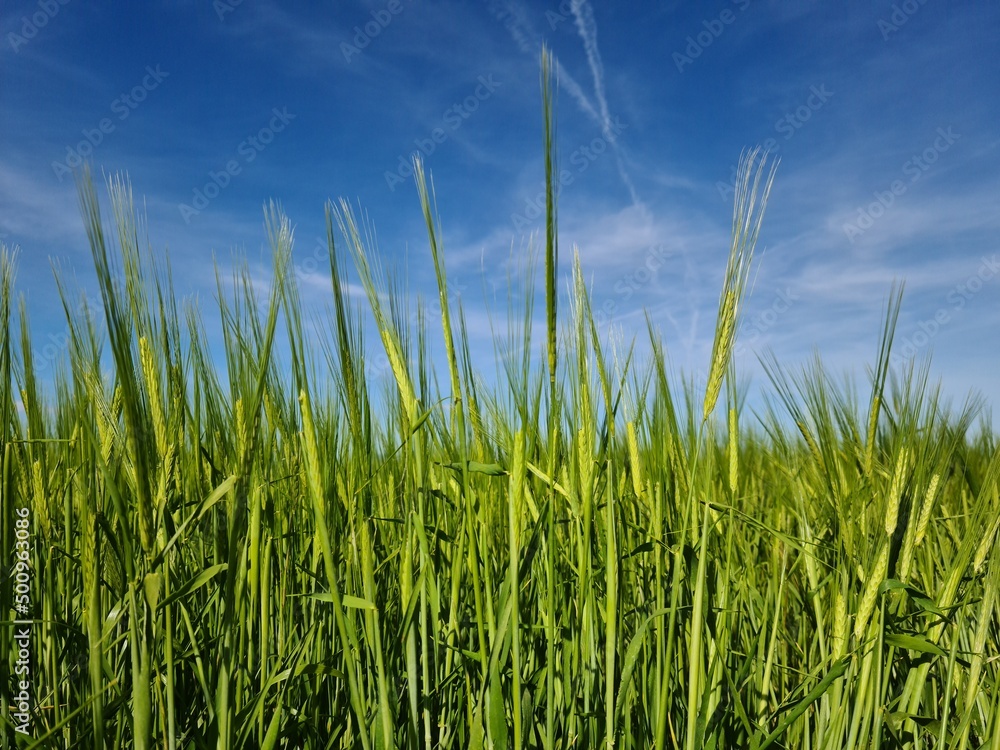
702,148,777,421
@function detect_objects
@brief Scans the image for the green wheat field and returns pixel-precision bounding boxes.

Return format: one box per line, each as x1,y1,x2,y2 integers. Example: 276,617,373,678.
1,53,998,749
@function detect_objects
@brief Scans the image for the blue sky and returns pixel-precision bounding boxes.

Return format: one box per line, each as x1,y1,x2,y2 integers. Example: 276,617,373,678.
3,1,999,421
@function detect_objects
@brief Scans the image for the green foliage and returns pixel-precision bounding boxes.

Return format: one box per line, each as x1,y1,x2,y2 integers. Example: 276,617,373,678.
1,57,998,750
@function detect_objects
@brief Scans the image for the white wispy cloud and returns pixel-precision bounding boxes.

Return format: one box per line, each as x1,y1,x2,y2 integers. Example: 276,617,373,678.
0,160,82,244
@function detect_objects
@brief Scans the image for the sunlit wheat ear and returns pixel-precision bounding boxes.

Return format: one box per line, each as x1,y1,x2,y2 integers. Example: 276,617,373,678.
914,472,940,546
798,420,823,466
297,390,324,512
703,291,736,421
626,421,644,498
884,448,910,536
896,498,919,582
138,336,167,455
974,503,1000,572
864,394,881,475
101,385,122,462
832,587,848,657
854,541,889,642
334,199,419,425
154,443,175,527
702,148,777,422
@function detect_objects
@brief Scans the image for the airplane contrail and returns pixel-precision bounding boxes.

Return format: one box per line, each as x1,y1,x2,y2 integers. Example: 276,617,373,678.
570,0,640,205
